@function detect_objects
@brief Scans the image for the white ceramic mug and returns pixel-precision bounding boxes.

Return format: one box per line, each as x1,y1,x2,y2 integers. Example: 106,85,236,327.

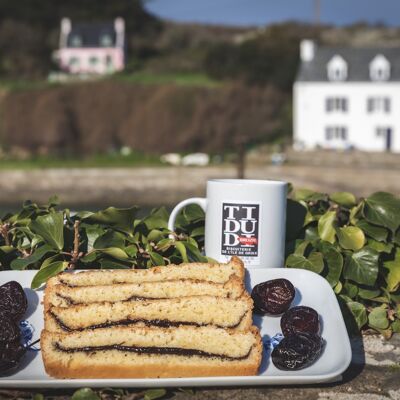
168,179,288,268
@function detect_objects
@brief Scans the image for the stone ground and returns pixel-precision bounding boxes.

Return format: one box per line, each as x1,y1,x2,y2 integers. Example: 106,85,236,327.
0,334,398,399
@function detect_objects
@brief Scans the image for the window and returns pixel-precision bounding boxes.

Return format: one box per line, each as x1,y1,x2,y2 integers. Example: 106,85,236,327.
370,55,390,81
367,97,391,113
69,57,79,66
327,55,348,81
100,34,113,47
326,126,348,141
89,56,98,66
326,97,348,112
70,34,82,47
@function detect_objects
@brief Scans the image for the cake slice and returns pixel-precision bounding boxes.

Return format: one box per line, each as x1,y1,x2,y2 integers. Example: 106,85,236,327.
44,275,244,310
45,294,253,333
46,256,244,289
41,325,262,378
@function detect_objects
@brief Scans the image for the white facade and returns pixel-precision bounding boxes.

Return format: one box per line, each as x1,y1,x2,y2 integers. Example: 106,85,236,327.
294,42,400,153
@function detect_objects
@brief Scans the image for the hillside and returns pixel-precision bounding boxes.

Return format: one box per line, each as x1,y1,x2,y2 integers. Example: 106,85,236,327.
1,2,400,157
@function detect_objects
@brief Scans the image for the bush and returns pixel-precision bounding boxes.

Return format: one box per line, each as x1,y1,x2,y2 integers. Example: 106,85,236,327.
1,189,399,337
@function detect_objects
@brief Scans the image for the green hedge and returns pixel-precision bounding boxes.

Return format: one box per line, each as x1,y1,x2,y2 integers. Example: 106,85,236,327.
0,189,399,337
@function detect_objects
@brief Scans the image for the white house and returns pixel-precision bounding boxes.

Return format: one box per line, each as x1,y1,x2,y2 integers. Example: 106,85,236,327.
293,40,400,152
54,18,125,75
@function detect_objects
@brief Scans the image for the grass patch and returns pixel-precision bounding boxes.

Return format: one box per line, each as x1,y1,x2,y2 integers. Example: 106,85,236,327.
0,151,164,170
114,71,221,87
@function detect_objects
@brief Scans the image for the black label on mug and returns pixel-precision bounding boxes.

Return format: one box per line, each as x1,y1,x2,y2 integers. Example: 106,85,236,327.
221,203,260,257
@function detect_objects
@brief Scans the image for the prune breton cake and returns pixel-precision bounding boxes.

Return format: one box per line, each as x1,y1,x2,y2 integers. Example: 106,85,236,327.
41,257,262,378
44,275,244,310
41,325,262,378
46,256,244,288
45,295,253,333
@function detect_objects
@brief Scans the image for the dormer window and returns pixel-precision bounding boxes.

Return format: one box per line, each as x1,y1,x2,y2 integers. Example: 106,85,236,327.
100,34,113,47
327,55,348,81
70,34,82,47
370,54,390,81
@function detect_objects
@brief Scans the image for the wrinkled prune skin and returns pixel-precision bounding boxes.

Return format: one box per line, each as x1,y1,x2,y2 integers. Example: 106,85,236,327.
0,311,20,344
0,281,27,321
281,306,320,336
271,333,323,370
251,279,295,315
0,341,26,376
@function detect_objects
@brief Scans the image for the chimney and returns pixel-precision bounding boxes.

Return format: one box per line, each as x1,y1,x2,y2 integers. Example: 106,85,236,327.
300,39,316,62
114,17,125,49
60,18,71,48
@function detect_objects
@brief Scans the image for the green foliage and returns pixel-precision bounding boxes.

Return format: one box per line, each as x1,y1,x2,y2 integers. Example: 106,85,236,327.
0,199,208,289
71,388,100,400
1,190,399,337
287,189,400,337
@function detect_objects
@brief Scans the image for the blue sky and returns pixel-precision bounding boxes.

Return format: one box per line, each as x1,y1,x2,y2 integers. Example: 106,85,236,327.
144,0,400,27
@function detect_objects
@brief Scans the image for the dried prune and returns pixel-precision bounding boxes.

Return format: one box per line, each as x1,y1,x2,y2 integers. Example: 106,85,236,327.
271,332,323,370
0,311,20,344
251,279,295,315
0,281,27,321
281,306,320,336
0,340,26,376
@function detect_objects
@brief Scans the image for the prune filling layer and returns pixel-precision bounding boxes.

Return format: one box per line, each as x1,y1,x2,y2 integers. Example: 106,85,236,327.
49,311,246,331
54,342,251,361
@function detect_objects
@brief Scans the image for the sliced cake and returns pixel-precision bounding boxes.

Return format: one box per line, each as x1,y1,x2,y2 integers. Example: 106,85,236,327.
45,294,253,333
44,275,244,310
41,325,262,378
46,256,244,289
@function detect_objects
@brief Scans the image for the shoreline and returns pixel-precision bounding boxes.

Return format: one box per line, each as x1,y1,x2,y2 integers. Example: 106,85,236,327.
0,164,399,211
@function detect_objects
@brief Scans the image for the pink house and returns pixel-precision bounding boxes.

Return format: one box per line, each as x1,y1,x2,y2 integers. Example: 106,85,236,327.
55,17,125,75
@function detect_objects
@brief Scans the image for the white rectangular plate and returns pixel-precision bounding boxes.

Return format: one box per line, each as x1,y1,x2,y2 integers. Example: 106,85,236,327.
0,268,351,387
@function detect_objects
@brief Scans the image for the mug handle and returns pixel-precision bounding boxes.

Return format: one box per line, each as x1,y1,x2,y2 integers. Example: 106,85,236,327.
168,198,207,236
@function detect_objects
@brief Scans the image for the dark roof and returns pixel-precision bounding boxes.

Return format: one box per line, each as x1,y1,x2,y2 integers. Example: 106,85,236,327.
297,47,400,82
67,22,116,48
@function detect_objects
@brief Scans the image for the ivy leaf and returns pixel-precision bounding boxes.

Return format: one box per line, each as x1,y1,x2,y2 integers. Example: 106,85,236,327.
358,287,381,300
156,238,173,252
368,307,389,330
294,240,311,256
97,247,129,261
343,247,379,286
10,244,55,270
367,239,393,254
183,204,205,222
144,389,167,400
392,319,400,333
384,249,400,292
337,226,365,250
346,301,368,329
31,261,68,289
286,252,324,273
71,388,100,400
349,202,363,225
294,188,318,201
83,225,105,250
148,251,165,266
320,242,343,287
318,211,337,244
343,281,358,298
82,206,138,232
182,241,208,262
29,212,64,251
356,220,388,242
364,192,400,233
174,241,188,262
94,230,126,249
330,192,357,208
190,226,205,237
98,259,131,269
